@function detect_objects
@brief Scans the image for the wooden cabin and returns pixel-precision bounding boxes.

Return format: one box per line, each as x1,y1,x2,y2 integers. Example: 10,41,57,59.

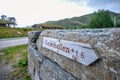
0,19,15,27
32,24,64,29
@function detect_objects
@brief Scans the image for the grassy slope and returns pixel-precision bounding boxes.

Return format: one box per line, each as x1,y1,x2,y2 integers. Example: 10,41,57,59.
0,27,39,38
45,13,93,29
46,14,93,29
0,45,30,80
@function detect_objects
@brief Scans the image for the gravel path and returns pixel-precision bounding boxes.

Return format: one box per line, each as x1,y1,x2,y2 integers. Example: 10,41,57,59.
0,37,28,49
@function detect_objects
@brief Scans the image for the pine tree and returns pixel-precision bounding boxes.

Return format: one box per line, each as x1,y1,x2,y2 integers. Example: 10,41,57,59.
88,9,113,28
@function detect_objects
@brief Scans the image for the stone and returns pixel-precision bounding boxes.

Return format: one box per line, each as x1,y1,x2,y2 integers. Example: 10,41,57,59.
28,46,35,80
34,70,40,80
40,59,77,80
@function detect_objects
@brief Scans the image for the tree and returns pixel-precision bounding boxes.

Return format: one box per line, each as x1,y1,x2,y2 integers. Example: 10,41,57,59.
116,15,120,27
1,15,7,20
88,9,113,28
7,17,17,27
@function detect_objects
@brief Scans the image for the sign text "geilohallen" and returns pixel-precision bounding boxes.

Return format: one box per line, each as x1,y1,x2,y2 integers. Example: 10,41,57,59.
43,37,99,66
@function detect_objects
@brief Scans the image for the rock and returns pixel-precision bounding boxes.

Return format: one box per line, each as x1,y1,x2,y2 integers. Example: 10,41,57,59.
28,28,120,80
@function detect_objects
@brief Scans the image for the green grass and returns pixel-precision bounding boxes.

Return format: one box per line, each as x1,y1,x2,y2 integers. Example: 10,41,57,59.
0,27,40,38
2,45,28,63
0,44,31,80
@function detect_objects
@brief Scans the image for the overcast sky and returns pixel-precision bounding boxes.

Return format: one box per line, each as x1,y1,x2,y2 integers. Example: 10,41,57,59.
0,0,120,27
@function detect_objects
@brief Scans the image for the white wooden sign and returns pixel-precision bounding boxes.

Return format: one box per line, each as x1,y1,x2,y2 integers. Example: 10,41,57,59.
43,37,100,66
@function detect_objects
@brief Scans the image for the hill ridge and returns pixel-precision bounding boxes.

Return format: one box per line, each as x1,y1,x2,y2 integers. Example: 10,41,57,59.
44,11,120,29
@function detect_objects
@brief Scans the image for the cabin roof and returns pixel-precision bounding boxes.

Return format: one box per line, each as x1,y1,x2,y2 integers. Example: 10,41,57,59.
0,19,14,24
33,23,64,29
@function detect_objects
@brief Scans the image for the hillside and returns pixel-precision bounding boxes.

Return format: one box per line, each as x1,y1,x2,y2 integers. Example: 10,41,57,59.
46,14,93,29
44,11,120,29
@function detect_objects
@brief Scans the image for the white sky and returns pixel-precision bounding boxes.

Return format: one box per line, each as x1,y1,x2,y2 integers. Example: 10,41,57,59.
0,0,102,27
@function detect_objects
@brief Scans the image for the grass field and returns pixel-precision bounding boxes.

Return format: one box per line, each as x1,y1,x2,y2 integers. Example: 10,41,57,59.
0,45,30,80
0,27,40,38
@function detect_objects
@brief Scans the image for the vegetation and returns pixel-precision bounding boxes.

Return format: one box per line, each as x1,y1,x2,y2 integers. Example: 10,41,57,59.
88,10,113,28
44,10,120,29
116,15,120,27
0,45,30,80
0,27,39,38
